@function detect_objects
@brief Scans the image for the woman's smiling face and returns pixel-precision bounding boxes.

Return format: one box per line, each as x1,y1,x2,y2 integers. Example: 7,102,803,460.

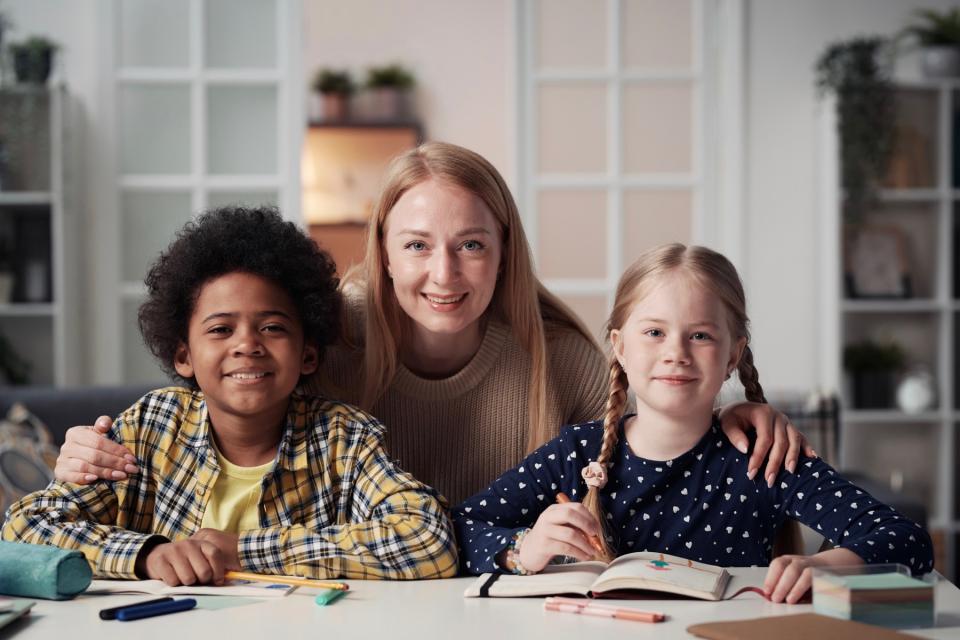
381,178,503,344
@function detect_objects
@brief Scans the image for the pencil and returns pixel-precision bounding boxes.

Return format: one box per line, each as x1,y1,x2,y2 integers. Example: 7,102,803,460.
546,597,665,621
224,570,349,591
555,492,606,556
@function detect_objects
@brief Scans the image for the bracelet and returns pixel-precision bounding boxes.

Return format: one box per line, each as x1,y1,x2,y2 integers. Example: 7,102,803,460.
504,528,533,575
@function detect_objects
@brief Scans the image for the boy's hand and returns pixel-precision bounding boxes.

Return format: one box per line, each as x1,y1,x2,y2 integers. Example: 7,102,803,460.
763,548,864,603
192,529,242,571
516,502,600,573
55,416,139,483
139,540,227,586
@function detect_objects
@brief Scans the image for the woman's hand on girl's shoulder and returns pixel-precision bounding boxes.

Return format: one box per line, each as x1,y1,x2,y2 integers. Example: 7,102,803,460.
718,402,816,488
54,416,139,484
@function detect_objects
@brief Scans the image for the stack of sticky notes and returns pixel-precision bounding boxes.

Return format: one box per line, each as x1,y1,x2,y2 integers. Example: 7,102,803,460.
813,565,934,629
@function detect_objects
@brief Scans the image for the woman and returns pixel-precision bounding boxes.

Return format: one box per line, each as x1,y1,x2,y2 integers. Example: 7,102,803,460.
54,142,811,505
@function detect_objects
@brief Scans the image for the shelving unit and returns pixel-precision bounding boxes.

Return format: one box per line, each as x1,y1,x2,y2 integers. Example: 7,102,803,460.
0,86,80,386
820,80,960,581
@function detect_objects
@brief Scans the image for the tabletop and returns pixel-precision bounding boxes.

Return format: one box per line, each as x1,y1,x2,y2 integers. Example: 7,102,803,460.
7,568,960,640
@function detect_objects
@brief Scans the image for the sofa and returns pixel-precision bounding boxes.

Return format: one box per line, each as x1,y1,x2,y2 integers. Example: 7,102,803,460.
0,384,159,445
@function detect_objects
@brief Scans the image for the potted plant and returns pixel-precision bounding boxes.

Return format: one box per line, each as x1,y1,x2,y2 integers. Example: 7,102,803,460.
843,339,906,409
9,36,58,85
311,68,354,122
365,63,415,121
815,37,895,222
903,8,960,78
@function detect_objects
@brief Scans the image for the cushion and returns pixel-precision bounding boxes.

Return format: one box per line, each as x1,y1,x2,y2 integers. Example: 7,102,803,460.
0,403,56,515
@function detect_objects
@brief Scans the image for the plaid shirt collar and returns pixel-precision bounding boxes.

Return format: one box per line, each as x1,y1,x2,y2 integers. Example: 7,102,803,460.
173,391,313,472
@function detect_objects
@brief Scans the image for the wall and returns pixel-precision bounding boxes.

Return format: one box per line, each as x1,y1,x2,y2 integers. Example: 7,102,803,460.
745,0,960,393
302,0,516,186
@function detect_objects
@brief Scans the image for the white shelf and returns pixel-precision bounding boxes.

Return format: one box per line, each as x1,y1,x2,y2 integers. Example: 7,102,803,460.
0,192,53,206
844,410,943,424
842,299,942,313
0,303,56,317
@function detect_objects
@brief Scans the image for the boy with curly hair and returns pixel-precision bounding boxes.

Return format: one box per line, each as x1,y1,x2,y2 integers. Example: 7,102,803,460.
2,206,457,584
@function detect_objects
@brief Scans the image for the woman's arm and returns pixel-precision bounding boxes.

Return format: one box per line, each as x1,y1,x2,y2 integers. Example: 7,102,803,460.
718,402,816,487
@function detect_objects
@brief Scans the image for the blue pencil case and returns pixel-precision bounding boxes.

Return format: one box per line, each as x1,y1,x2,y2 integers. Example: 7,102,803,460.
0,541,92,600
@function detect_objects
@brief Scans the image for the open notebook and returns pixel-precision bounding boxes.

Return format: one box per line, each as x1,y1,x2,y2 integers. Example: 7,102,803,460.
465,551,733,601
87,578,296,598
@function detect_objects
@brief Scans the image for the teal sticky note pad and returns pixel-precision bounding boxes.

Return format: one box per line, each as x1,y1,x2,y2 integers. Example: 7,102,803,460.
315,590,347,606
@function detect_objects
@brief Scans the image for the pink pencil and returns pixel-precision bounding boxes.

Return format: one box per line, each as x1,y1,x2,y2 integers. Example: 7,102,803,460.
544,597,665,623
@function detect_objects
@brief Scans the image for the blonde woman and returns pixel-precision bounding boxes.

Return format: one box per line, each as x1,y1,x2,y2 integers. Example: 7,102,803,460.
54,143,811,505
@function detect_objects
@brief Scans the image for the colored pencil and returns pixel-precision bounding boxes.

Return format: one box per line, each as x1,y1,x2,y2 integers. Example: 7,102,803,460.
555,492,606,556
544,597,664,623
224,570,349,591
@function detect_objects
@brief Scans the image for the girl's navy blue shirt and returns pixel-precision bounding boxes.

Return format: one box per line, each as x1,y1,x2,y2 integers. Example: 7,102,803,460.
453,417,934,576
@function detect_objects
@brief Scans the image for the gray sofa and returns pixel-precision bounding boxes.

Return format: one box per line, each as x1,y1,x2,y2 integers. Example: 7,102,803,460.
0,384,159,445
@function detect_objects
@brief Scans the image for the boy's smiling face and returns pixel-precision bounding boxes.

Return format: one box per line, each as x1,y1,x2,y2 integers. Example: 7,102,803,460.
174,272,318,433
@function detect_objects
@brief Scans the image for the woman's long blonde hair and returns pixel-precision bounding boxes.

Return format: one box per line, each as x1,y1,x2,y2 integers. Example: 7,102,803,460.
582,243,769,560
342,141,594,452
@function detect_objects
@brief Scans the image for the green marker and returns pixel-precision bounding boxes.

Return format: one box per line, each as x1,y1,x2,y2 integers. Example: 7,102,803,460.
315,589,347,606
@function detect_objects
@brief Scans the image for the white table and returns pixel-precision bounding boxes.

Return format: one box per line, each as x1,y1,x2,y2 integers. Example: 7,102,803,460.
10,569,960,639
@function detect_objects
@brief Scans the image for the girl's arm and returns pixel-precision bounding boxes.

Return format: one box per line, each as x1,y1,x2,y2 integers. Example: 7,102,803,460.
717,403,816,487
453,425,599,575
763,456,935,603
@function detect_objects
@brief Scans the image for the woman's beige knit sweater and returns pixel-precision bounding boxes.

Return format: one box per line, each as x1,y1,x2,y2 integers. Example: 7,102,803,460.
312,320,608,506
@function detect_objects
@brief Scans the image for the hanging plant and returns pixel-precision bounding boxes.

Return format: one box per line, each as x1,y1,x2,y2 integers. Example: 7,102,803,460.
815,37,895,222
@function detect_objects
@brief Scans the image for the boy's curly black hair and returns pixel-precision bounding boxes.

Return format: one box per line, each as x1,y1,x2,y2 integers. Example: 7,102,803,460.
138,206,341,387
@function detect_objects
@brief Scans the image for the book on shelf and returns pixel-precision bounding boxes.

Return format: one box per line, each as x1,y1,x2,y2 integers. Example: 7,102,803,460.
87,578,296,598
464,551,737,601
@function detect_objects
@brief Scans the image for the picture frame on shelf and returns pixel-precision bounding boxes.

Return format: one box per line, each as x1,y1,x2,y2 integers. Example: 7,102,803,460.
844,223,913,298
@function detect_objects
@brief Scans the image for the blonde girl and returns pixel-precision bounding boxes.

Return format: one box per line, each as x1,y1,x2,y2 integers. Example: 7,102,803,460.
454,243,933,603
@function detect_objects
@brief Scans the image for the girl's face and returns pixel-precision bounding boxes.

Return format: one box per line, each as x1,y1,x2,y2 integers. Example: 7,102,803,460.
610,271,746,421
382,178,503,345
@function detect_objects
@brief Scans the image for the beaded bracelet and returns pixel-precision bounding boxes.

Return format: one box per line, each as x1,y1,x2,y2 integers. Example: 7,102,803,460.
504,528,533,575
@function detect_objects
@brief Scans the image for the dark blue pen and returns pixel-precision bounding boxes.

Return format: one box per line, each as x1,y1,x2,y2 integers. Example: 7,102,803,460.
116,597,196,621
100,597,173,620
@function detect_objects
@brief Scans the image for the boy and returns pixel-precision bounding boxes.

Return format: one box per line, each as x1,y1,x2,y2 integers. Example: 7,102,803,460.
2,206,458,584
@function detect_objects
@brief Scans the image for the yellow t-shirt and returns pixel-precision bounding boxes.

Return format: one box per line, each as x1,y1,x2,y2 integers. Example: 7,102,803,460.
200,443,274,533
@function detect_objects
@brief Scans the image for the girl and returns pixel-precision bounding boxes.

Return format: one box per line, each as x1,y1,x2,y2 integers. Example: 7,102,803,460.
454,243,934,603
54,144,809,506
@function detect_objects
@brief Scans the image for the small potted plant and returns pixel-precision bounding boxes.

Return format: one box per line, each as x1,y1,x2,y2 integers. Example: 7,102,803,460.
9,36,58,85
903,8,960,78
310,68,355,122
815,37,894,222
365,63,415,121
843,339,907,409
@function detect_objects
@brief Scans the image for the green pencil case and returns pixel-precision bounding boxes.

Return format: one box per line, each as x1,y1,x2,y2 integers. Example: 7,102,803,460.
0,541,92,600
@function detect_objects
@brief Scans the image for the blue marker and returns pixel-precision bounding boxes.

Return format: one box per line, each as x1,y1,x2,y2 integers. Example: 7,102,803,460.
116,597,197,621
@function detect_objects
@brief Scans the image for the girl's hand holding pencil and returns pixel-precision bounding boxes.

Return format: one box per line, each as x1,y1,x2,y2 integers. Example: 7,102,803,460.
512,493,605,574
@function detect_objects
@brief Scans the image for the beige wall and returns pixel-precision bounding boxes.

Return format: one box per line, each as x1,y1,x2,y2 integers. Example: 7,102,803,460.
303,0,515,187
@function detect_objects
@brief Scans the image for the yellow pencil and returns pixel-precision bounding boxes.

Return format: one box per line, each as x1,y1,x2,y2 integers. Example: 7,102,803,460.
224,570,349,591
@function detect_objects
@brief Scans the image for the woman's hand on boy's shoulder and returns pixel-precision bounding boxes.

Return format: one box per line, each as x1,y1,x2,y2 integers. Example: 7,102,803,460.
54,416,139,484
718,402,816,488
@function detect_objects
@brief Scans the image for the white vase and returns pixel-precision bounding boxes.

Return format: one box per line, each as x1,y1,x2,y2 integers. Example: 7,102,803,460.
896,370,936,414
921,46,960,78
